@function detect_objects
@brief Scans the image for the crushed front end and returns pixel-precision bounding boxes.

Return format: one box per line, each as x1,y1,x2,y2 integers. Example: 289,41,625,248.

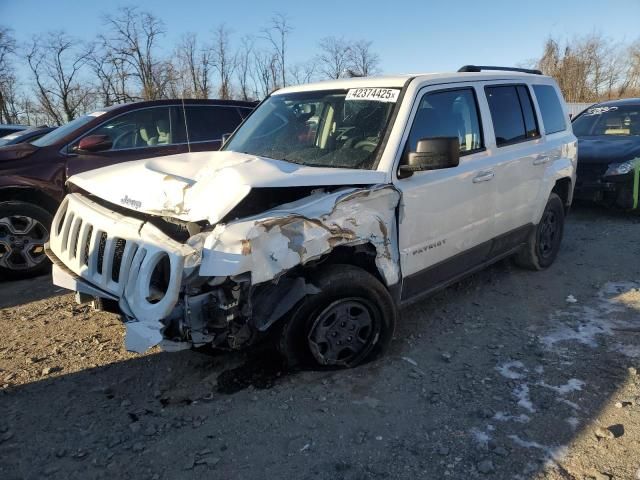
46,186,400,354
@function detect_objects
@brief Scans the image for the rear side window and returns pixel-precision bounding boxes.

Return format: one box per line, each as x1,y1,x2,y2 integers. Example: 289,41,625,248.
185,106,242,142
485,85,540,146
533,85,567,134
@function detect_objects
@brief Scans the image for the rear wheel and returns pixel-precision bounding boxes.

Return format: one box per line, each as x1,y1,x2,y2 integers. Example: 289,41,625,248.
0,201,53,280
514,193,565,270
278,264,397,369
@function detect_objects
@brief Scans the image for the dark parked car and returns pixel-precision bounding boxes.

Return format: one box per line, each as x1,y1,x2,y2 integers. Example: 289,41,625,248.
0,99,256,279
0,124,28,138
0,126,56,147
572,98,640,210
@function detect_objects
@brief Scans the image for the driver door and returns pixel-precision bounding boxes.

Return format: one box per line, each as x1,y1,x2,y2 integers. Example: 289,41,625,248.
394,85,497,301
65,106,184,177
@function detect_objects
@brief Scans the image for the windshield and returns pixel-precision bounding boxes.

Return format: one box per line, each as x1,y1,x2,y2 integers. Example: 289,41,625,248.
0,133,21,146
573,105,640,137
223,88,400,169
31,114,98,147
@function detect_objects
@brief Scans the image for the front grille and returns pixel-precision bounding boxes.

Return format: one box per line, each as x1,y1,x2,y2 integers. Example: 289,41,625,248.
49,196,141,296
112,238,128,282
48,194,187,322
96,232,107,274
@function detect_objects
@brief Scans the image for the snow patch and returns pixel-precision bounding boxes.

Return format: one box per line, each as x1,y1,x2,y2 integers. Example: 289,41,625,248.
470,427,491,446
496,360,528,379
566,417,579,430
493,411,531,423
539,378,585,395
508,435,568,463
541,281,640,357
513,384,535,413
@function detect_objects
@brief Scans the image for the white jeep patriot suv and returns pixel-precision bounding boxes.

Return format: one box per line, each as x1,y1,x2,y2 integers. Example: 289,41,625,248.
47,66,577,368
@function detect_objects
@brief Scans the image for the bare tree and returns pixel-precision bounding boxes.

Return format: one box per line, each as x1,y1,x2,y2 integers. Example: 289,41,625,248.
26,32,93,124
212,24,236,99
262,13,292,88
175,32,213,98
317,36,351,80
536,34,637,102
0,27,19,123
252,49,279,98
289,60,316,85
347,40,380,77
236,36,254,100
103,7,167,100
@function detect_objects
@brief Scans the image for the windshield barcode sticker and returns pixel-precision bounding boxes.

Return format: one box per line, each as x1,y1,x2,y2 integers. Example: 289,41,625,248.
346,88,400,103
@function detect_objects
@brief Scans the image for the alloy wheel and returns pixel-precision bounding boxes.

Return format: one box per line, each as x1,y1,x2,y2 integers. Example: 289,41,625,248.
0,215,50,271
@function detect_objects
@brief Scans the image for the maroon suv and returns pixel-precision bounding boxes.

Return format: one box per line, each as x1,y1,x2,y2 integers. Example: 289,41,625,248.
0,99,256,279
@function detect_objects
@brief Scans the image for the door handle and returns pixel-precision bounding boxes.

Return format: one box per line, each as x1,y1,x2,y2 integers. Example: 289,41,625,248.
533,155,551,166
473,171,494,183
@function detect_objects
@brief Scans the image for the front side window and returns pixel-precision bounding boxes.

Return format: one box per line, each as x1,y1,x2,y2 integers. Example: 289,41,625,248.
486,85,540,146
223,88,399,170
407,88,483,154
83,107,173,151
184,106,242,142
572,105,640,137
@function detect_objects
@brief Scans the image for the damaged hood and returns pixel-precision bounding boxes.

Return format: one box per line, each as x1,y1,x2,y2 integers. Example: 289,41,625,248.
577,136,640,165
67,150,386,224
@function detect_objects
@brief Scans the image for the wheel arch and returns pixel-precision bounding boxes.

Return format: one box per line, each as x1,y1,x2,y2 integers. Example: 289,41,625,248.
0,187,60,215
551,177,573,213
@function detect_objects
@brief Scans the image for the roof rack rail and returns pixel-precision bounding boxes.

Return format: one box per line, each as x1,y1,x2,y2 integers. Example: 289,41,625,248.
458,65,542,75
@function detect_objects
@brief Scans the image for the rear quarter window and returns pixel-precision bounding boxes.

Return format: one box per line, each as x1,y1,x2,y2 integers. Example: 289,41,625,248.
533,85,567,134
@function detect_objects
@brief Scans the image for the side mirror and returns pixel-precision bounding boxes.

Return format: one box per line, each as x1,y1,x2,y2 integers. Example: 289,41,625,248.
75,134,112,153
398,137,460,178
221,133,232,145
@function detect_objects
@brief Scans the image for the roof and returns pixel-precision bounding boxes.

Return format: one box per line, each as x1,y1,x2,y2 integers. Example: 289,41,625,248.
275,71,554,94
592,97,640,107
0,124,28,131
91,98,258,113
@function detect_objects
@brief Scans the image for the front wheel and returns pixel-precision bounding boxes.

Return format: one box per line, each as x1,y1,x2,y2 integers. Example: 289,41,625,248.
0,201,53,280
278,264,397,369
514,192,565,270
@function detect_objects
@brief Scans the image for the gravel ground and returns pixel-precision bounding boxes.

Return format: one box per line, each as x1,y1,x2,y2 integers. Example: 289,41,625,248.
1,205,639,480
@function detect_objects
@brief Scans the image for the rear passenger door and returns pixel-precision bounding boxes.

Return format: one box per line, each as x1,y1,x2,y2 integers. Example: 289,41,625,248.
483,84,546,238
180,106,244,152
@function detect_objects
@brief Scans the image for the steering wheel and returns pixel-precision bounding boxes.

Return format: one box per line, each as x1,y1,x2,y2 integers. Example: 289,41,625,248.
112,130,135,150
353,140,378,152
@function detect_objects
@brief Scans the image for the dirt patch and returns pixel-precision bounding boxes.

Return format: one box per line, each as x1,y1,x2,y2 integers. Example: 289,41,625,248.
1,206,639,479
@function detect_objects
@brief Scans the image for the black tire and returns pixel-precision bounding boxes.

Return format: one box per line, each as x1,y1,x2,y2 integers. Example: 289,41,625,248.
278,264,397,369
514,193,565,270
0,201,53,280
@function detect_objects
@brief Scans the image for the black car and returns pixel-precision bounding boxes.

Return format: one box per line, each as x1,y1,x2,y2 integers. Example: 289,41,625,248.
0,126,56,147
0,124,28,138
572,98,640,210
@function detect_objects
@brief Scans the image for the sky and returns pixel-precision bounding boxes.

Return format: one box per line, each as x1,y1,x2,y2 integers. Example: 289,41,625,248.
2,0,640,76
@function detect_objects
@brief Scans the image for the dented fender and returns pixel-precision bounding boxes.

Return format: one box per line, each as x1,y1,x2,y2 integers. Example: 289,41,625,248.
194,185,402,286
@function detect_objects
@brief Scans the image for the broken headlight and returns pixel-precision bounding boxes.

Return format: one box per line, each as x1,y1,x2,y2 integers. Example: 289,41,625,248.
605,161,634,176
184,232,207,269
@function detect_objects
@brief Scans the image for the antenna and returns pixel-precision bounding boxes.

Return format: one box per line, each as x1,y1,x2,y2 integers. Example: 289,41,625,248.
181,96,191,153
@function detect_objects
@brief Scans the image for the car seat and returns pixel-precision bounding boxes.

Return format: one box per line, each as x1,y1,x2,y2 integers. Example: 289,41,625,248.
156,119,171,145
139,123,159,146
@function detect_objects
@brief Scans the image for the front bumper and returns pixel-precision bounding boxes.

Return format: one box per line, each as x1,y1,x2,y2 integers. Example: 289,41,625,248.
46,193,199,350
574,172,637,209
